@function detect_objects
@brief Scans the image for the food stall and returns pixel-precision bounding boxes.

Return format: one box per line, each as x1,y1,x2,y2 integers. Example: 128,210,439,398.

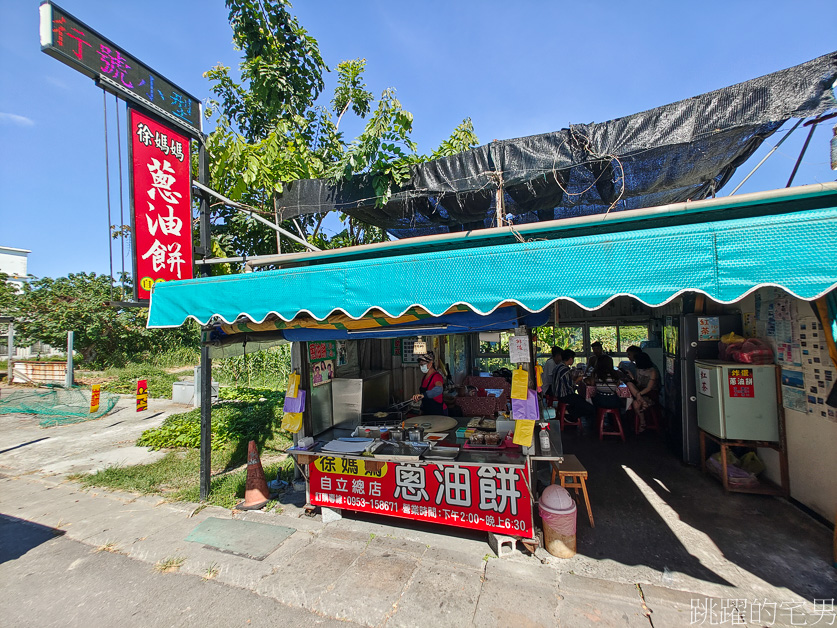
147,182,837,541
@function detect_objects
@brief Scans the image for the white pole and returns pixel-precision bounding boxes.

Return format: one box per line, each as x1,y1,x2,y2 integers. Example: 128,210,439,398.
65,331,74,388
7,322,14,384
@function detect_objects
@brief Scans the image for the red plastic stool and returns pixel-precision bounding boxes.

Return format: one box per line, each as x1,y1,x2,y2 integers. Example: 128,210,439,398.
556,402,581,431
597,407,625,441
635,404,662,434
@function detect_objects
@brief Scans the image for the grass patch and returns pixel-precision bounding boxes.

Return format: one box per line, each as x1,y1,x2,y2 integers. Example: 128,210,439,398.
95,541,121,554
100,364,181,399
155,555,186,573
75,447,295,509
203,562,220,580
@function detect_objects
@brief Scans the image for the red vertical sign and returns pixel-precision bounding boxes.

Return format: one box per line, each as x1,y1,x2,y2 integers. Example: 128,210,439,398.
129,108,193,300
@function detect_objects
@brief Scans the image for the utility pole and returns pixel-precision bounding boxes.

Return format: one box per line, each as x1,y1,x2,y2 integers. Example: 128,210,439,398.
198,140,212,501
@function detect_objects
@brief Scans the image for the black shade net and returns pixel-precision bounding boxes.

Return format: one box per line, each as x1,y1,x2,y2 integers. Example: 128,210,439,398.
275,51,837,237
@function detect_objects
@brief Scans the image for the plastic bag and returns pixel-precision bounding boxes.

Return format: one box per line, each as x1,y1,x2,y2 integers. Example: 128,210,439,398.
282,412,303,433
512,419,535,446
736,339,774,364
512,389,539,421
739,452,765,476
283,389,306,413
721,332,746,345
710,449,739,466
286,372,300,398
510,367,529,400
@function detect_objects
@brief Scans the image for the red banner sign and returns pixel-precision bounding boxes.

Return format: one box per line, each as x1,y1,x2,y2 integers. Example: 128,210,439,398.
728,368,754,398
309,458,533,538
136,378,148,412
129,108,193,299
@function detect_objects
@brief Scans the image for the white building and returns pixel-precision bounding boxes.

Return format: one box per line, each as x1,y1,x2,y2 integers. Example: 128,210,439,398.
0,246,62,360
0,245,31,292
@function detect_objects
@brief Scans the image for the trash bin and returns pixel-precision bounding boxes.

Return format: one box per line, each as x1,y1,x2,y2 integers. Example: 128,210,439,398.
539,485,577,558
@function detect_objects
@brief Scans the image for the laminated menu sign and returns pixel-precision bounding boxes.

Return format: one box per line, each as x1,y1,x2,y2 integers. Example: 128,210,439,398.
310,459,534,538
728,368,754,398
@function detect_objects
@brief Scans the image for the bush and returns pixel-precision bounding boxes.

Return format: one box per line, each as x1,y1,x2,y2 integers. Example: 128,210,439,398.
137,399,291,451
218,386,285,405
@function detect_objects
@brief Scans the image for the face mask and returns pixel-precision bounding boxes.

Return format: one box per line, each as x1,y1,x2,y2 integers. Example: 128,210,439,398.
420,364,429,373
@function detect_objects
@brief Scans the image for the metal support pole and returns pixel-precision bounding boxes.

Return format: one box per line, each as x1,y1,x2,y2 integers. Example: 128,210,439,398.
199,344,212,500
198,140,212,501
65,331,74,388
729,119,803,195
786,123,818,188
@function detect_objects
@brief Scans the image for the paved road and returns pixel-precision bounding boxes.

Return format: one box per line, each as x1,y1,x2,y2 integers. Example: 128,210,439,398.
0,514,352,628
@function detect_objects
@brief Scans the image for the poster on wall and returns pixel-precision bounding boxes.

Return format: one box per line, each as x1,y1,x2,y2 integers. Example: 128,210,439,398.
782,386,807,413
312,360,334,387
309,341,337,363
697,317,720,341
336,341,348,366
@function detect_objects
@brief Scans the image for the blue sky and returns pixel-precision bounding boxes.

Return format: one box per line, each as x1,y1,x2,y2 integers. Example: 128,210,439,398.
1,0,836,280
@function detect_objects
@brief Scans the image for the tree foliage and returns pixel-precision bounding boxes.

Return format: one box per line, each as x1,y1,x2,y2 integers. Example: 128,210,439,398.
203,0,480,261
9,273,198,367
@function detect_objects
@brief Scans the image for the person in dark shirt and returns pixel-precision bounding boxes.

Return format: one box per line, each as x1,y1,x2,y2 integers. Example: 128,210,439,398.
553,349,594,420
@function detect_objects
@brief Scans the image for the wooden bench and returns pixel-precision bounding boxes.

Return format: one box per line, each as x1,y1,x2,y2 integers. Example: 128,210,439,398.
551,454,594,527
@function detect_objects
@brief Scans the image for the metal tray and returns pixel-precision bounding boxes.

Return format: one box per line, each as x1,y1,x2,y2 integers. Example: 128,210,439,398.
421,446,459,461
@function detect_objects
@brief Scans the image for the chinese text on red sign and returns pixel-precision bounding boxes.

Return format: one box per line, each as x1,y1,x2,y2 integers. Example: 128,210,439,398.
130,109,193,299
309,459,533,538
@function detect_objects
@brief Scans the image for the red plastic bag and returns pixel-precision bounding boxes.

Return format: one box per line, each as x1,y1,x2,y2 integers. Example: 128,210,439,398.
737,338,774,364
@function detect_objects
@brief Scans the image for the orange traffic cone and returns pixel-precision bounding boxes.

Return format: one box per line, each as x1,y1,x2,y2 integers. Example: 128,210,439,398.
234,441,270,510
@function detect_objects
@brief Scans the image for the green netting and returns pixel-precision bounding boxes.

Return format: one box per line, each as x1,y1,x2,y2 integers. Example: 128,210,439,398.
0,387,119,427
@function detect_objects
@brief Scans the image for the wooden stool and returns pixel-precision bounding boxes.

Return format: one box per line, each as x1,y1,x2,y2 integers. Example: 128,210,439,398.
597,407,625,441
550,454,594,527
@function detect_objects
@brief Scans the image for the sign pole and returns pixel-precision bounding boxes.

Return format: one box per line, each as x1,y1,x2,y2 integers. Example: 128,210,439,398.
199,140,212,501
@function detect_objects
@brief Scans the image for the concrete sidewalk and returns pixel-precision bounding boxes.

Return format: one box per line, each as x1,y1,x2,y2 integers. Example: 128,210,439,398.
1,472,829,628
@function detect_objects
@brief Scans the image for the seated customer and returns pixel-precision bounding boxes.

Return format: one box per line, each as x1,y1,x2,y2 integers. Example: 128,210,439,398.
552,349,594,420
627,352,660,412
618,345,642,381
585,354,622,409
542,346,563,399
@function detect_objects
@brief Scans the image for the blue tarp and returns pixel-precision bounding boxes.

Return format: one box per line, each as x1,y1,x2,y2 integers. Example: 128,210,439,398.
148,205,837,329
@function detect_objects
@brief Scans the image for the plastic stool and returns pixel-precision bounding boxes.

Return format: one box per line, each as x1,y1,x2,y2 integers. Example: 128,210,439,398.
597,407,625,441
556,402,581,431
634,404,662,434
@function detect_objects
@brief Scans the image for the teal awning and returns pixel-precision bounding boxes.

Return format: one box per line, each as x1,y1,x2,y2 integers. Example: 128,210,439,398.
148,201,837,328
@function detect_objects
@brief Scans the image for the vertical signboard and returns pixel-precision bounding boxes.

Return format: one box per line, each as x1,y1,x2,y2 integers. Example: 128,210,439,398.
136,378,148,411
89,384,101,413
129,108,193,300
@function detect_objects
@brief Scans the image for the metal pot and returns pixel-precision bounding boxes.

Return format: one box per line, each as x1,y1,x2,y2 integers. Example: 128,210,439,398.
390,429,403,442
407,426,424,442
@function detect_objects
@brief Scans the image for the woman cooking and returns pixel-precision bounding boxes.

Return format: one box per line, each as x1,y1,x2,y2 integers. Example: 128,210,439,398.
411,351,448,415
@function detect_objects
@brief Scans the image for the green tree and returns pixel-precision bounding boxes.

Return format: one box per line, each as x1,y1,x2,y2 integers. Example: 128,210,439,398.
11,273,197,367
203,0,479,260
